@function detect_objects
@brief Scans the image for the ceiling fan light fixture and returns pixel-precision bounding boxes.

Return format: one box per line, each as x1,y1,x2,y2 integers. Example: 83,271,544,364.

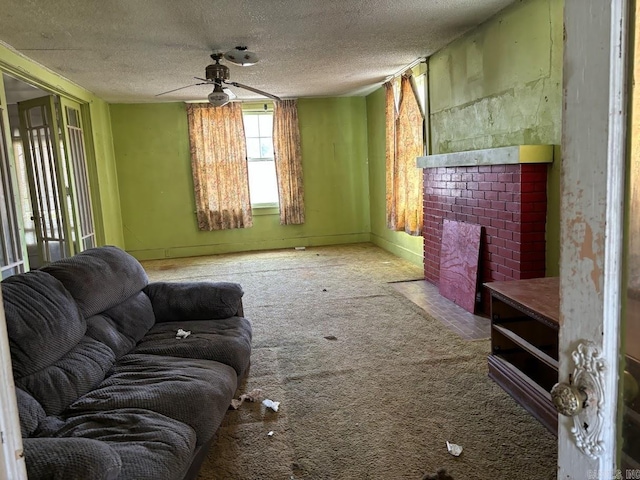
208,84,230,107
224,46,259,66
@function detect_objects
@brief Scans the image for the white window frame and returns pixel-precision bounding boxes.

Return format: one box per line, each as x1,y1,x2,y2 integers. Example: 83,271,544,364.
242,105,279,209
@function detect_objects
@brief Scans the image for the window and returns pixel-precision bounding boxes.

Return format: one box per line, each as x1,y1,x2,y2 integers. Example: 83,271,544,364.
243,110,279,207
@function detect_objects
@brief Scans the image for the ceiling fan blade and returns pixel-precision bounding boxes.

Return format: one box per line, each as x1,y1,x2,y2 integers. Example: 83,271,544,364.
155,82,208,97
223,80,281,101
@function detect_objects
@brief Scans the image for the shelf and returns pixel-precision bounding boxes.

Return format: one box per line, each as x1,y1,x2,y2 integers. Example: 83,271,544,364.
488,355,557,434
487,277,560,435
417,145,555,169
493,324,559,370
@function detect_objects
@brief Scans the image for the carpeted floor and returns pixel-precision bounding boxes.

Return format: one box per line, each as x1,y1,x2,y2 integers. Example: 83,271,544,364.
142,243,557,480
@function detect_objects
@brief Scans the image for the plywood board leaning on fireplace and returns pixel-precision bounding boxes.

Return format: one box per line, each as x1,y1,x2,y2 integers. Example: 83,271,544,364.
438,219,482,313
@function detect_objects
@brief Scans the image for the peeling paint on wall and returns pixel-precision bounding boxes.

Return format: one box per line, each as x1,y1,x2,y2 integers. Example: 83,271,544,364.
426,0,564,276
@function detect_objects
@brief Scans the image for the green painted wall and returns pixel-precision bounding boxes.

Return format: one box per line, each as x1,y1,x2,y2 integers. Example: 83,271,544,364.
428,0,563,275
110,98,370,260
366,88,424,267
0,43,124,248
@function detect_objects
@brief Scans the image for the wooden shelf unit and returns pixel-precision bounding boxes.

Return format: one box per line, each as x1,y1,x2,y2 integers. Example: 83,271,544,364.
485,277,560,435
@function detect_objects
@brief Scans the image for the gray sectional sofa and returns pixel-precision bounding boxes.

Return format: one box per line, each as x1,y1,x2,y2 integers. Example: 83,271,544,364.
3,246,252,480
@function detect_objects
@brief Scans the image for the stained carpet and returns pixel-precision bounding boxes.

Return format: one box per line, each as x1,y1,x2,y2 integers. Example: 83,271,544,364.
142,243,557,480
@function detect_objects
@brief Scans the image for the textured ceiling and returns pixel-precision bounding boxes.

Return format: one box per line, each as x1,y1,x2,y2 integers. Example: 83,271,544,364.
0,0,515,103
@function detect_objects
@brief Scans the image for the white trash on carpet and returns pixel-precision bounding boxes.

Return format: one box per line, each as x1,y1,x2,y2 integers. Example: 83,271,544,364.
446,441,463,456
262,399,280,412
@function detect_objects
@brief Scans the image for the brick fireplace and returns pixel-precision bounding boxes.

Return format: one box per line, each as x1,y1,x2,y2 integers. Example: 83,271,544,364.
417,146,553,312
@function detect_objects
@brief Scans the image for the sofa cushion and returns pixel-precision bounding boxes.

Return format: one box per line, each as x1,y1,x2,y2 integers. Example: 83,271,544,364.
2,270,86,379
67,354,237,445
15,388,46,438
16,337,116,415
85,291,156,359
145,281,244,322
39,408,195,480
41,245,148,318
23,437,122,480
132,317,252,377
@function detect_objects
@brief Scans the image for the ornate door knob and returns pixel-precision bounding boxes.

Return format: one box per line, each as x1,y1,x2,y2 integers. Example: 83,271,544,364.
550,382,587,417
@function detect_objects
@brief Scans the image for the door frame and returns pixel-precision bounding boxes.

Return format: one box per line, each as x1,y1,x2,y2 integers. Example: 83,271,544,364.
559,0,628,477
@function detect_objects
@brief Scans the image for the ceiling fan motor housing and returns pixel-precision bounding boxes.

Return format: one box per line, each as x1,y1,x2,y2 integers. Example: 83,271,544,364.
206,62,230,81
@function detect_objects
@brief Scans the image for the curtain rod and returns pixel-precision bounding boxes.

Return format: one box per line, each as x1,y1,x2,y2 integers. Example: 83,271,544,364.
384,57,426,83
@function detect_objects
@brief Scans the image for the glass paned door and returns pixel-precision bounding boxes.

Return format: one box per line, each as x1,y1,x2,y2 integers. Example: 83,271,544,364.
60,98,95,251
17,96,70,265
0,80,25,278
17,95,96,267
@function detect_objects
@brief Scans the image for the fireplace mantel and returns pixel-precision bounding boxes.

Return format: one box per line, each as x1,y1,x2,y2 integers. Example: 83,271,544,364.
417,145,554,169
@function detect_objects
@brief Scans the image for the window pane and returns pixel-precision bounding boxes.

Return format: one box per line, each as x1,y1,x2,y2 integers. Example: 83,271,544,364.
248,160,279,205
244,115,259,137
260,138,274,158
246,138,261,158
258,114,273,136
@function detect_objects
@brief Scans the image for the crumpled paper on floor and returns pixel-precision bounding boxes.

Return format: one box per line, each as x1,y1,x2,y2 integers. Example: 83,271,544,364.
262,399,280,412
446,441,463,457
175,329,191,339
230,388,264,410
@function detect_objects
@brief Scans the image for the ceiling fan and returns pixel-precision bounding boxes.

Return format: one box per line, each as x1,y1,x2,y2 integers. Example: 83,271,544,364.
156,47,281,107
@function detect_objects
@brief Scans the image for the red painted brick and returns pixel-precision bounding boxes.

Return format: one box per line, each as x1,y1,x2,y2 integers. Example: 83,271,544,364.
484,209,498,219
497,264,515,278
485,226,498,237
521,181,547,193
505,239,521,252
520,164,547,173
493,237,506,248
491,200,506,211
485,191,499,201
522,192,547,203
505,258,521,271
498,229,513,241
461,206,474,215
522,201,547,213
505,202,520,213
505,182,520,193
521,250,546,262
498,210,513,221
490,218,506,229
521,170,548,182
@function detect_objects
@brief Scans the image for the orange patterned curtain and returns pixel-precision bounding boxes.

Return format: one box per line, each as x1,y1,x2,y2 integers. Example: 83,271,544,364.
384,81,398,230
273,99,305,225
186,103,253,230
386,75,424,235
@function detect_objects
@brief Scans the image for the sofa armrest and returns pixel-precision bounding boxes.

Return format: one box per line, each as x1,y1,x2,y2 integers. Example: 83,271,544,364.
23,437,121,480
144,281,244,323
